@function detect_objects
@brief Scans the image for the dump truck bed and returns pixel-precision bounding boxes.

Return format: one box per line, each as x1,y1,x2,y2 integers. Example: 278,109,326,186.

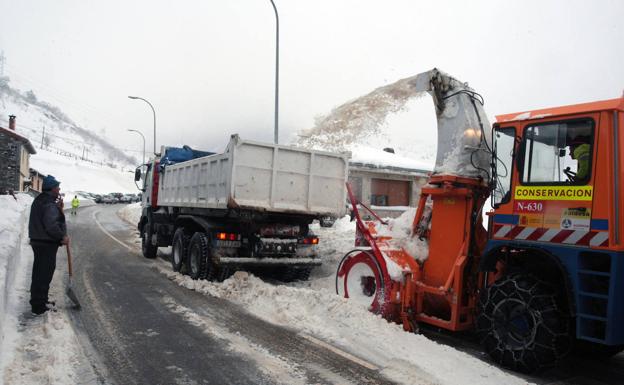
158,135,349,217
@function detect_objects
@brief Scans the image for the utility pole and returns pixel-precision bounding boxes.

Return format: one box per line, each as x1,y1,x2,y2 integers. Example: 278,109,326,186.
41,126,45,149
269,0,280,144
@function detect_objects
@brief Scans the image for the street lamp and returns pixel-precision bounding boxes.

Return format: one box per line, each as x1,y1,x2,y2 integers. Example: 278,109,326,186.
269,0,279,144
128,96,157,154
127,129,146,165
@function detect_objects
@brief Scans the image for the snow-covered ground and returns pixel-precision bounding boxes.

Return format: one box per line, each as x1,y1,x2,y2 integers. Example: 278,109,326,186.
0,169,528,384
0,195,92,385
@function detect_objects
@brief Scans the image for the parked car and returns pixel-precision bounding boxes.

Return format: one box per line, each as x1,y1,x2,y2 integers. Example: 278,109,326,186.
101,194,116,204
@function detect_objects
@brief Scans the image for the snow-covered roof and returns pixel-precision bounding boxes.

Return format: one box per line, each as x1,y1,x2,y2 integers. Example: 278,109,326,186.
349,145,432,175
0,126,36,154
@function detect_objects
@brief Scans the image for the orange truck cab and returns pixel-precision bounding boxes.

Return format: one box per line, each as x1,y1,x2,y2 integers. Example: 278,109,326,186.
481,97,624,369
336,69,623,373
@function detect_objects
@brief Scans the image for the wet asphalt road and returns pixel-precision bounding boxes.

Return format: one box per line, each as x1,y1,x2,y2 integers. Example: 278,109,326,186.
64,204,624,385
66,205,395,385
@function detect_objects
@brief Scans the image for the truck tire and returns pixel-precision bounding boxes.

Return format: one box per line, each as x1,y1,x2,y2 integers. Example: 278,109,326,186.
206,265,231,282
476,274,572,373
171,228,189,273
187,233,209,280
141,221,158,259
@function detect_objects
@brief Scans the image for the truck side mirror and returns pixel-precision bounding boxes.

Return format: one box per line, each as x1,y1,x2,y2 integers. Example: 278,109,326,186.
134,168,142,182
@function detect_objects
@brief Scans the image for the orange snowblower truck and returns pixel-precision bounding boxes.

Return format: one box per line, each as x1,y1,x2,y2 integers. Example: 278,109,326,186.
336,69,624,373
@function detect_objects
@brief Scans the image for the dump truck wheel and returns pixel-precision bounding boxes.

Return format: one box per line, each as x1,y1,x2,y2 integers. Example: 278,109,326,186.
336,250,387,314
171,228,189,272
187,233,209,280
141,221,157,259
476,274,572,373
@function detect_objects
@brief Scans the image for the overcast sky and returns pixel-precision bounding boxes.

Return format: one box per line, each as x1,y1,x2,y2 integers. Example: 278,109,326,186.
0,0,623,154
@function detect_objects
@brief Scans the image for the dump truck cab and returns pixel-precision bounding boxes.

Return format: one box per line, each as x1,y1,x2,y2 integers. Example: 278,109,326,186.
483,97,624,364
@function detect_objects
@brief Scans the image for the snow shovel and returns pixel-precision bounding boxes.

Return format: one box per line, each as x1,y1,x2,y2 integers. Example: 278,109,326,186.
65,244,81,309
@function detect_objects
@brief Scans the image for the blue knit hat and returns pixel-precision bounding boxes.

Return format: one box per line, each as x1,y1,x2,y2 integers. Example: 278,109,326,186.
42,175,60,191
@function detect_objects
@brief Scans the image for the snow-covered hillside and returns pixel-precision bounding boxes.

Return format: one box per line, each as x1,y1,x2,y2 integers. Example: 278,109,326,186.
0,80,136,167
0,79,139,194
31,148,138,195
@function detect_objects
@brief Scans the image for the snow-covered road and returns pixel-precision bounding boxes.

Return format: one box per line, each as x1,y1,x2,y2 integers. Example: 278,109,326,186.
1,199,621,384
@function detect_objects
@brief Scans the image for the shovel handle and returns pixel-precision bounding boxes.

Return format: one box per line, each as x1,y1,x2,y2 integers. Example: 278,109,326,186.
66,244,73,278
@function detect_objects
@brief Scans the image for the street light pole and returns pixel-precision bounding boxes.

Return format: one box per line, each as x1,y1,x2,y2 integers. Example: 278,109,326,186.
128,96,157,154
269,0,279,144
127,129,146,165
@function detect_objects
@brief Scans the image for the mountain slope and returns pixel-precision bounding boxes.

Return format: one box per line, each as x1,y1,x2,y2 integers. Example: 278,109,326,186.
0,78,136,167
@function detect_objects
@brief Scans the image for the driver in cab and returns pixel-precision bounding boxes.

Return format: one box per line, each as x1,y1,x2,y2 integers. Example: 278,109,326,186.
568,137,591,181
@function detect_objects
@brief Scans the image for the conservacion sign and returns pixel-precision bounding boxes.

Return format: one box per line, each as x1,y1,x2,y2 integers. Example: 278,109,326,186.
514,186,593,201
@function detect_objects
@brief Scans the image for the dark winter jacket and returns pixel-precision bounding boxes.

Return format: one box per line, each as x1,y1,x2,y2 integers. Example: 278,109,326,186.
28,192,67,244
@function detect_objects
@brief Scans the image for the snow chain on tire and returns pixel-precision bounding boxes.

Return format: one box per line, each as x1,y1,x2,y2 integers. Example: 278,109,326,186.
187,233,209,280
476,274,572,373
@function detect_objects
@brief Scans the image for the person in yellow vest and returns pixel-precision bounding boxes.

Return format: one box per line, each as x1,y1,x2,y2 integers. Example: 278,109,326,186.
569,139,591,181
71,195,80,215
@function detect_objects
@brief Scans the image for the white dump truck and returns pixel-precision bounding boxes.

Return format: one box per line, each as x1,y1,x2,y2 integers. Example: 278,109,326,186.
135,134,349,281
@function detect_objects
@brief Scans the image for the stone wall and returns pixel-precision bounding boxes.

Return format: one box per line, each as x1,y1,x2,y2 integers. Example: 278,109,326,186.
0,131,21,192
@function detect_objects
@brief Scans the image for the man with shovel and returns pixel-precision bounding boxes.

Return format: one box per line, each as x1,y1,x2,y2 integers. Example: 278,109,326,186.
28,175,69,315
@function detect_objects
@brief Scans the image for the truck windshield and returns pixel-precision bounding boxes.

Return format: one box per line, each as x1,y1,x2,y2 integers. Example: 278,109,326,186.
492,127,515,206
521,120,593,184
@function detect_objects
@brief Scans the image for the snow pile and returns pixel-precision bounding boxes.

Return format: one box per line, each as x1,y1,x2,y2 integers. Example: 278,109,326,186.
161,269,527,385
305,216,358,292
2,312,85,385
0,194,32,354
118,202,142,226
0,193,91,384
374,208,430,263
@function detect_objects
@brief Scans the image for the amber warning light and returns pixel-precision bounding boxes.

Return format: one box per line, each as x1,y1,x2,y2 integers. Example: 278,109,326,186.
217,232,240,241
301,237,319,245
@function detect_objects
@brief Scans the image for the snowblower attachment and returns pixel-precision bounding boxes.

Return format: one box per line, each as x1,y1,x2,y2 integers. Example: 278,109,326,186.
408,69,492,180
336,69,491,332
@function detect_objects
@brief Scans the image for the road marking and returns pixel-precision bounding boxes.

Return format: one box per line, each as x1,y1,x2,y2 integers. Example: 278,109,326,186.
299,333,379,371
92,210,133,251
